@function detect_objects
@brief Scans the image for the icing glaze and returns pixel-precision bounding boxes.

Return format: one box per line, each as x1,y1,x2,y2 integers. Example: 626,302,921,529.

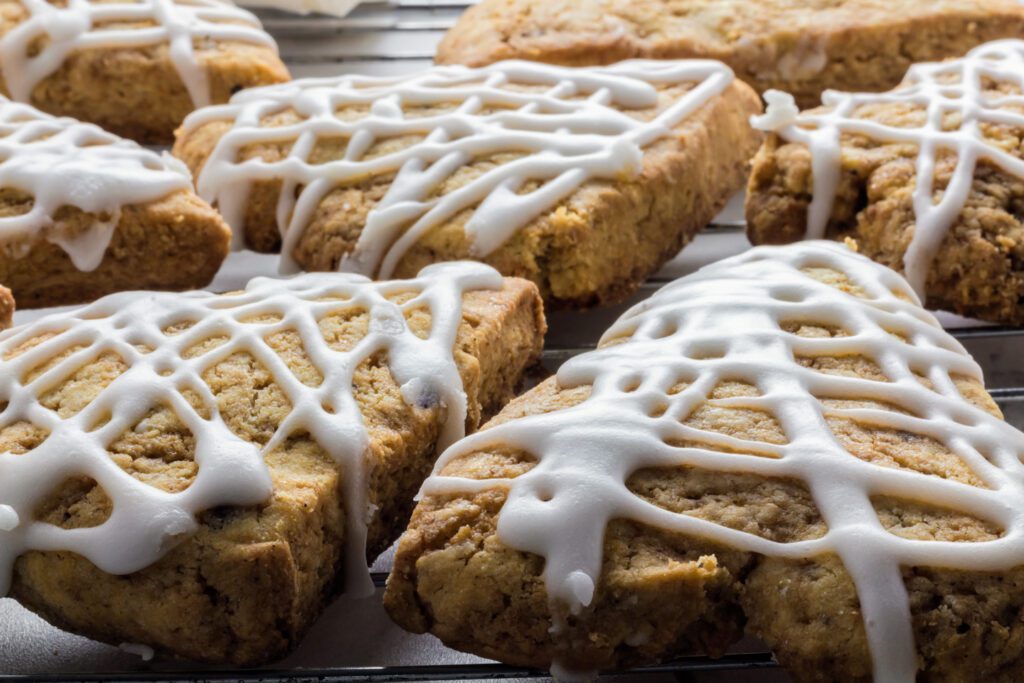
0,98,192,271
752,39,1024,296
0,261,502,598
181,59,734,274
0,0,276,108
421,241,1024,683
237,0,360,18
118,642,155,661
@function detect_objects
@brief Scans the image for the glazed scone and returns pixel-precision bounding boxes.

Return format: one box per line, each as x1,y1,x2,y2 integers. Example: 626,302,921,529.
0,98,231,308
437,0,1024,108
0,262,545,665
174,59,762,309
747,40,1024,326
0,0,290,144
386,242,1024,683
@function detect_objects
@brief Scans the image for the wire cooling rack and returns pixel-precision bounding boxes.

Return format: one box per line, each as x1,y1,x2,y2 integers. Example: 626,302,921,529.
2,1,1023,681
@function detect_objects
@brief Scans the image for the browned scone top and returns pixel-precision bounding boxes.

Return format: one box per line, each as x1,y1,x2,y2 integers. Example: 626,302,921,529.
7,274,545,665
0,0,290,144
745,53,1024,326
436,0,1024,108
385,250,1024,682
173,67,762,309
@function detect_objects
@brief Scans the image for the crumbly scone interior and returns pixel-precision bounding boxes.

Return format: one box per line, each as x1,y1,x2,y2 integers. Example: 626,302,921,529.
392,245,1023,680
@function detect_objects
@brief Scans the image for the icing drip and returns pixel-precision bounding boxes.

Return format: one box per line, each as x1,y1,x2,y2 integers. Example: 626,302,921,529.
181,59,734,274
421,241,1024,683
118,642,155,661
0,0,276,108
752,39,1024,296
0,261,502,598
0,98,192,271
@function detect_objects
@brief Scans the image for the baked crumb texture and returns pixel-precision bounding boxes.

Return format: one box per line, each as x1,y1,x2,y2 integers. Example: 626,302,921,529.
747,40,1024,326
385,242,1024,683
2,267,545,665
436,0,1024,108
173,60,762,309
0,0,290,144
0,98,232,309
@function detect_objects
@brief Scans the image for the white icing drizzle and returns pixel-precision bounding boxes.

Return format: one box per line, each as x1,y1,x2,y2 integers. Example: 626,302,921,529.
0,97,192,271
118,642,155,661
237,0,360,18
0,0,276,108
181,59,734,275
421,241,1024,683
0,261,502,599
752,39,1024,296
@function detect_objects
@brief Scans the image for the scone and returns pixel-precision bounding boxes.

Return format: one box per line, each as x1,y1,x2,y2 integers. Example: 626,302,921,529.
0,0,290,144
385,241,1024,683
0,261,545,665
437,0,1024,109
747,39,1024,326
173,59,762,308
0,98,232,308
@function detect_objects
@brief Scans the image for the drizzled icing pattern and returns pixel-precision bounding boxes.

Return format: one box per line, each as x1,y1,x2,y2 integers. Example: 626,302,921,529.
0,98,192,271
0,261,503,598
181,59,734,275
0,0,276,108
421,242,1024,683
752,39,1024,296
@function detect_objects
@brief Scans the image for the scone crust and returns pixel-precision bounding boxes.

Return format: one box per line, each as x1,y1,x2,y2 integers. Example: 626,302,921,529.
0,0,290,144
436,0,1024,107
174,79,762,309
0,190,233,309
8,278,545,665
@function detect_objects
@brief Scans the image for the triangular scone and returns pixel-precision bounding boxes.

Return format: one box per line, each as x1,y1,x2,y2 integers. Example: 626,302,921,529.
0,98,232,308
173,60,762,308
436,0,1024,109
386,242,1024,683
748,40,1024,325
0,262,544,665
0,0,289,144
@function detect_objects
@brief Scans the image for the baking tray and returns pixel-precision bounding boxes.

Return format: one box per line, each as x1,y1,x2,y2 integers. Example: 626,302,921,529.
1,1,1022,681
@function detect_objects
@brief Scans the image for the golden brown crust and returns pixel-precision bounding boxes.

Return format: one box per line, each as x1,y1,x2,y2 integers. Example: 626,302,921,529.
173,79,762,309
8,277,546,665
745,106,1024,325
0,190,233,309
437,0,1024,108
0,0,290,144
384,267,1024,682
